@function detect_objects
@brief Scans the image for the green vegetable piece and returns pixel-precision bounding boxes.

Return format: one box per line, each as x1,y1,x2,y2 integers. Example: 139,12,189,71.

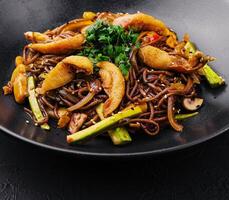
175,112,199,120
96,103,132,145
184,41,196,55
38,73,48,79
184,42,225,88
95,103,105,120
28,76,50,130
80,20,139,75
109,127,132,145
200,65,225,88
67,106,143,144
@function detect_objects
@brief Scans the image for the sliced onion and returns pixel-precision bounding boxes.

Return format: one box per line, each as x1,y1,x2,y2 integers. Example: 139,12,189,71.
67,92,95,112
129,47,139,72
167,96,183,132
67,80,101,112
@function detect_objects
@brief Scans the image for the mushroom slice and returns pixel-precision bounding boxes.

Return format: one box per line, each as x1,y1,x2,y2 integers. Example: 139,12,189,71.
182,98,204,111
68,113,88,134
97,61,125,117
37,56,93,94
28,33,85,55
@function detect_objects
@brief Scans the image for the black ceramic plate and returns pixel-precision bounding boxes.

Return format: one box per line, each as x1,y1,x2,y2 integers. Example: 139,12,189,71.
0,0,228,157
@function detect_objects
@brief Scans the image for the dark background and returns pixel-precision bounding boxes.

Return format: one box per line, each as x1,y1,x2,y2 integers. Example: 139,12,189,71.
1,0,229,199
1,130,229,200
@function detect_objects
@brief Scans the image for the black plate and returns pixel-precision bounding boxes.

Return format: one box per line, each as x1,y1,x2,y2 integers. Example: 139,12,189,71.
0,0,229,157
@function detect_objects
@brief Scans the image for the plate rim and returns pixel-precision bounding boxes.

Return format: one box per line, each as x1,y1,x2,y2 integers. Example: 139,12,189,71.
1,124,228,157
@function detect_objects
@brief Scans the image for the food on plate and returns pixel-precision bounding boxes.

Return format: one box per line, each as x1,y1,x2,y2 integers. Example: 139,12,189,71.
3,11,225,145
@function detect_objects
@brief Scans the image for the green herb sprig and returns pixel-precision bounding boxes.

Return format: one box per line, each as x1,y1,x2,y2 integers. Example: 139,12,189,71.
78,20,139,75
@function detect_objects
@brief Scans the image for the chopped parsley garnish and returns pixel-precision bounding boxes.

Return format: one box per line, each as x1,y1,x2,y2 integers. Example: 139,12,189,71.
78,20,139,75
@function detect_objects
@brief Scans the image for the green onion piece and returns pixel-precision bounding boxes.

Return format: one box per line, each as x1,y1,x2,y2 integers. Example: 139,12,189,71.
28,76,50,130
175,112,199,120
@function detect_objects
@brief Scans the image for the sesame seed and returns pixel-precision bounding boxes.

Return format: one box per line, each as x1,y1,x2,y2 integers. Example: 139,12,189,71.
26,120,29,124
90,119,96,124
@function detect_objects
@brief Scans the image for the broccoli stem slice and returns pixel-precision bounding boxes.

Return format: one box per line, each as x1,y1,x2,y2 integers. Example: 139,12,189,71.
175,112,199,120
96,103,132,145
184,42,225,88
28,76,50,130
67,105,144,144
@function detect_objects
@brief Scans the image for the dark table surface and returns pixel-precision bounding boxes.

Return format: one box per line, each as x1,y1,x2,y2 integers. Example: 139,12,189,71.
1,0,229,199
0,130,229,200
